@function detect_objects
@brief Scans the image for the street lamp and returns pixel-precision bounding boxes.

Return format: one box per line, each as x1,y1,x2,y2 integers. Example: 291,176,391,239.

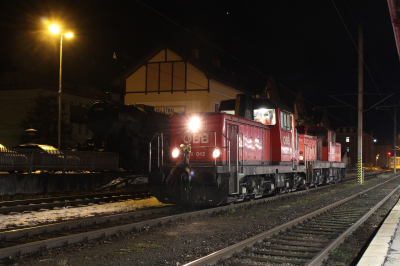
376,154,379,167
49,24,73,150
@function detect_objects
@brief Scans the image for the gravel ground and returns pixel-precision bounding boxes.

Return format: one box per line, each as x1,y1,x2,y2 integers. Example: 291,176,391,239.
323,183,400,266
3,172,398,266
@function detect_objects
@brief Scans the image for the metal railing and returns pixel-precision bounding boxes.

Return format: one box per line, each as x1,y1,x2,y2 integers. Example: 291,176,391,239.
149,131,231,172
0,148,119,172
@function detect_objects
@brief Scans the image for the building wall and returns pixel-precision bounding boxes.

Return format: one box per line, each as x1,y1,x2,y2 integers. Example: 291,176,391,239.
335,126,375,166
124,49,243,113
0,71,104,148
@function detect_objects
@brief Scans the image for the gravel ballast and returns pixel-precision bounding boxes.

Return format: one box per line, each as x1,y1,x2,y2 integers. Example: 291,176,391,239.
1,172,398,266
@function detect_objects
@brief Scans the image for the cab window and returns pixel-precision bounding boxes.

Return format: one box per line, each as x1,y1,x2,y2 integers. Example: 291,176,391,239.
280,111,291,130
308,130,327,140
253,109,276,125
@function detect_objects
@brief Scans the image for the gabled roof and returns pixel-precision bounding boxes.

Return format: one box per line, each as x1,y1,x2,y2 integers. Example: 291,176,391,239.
111,45,268,94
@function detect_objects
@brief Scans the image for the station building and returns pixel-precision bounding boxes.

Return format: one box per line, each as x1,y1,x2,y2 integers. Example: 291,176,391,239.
111,46,271,114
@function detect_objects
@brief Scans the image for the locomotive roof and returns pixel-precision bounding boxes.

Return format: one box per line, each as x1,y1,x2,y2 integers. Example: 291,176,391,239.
219,97,292,113
297,125,335,132
252,98,292,113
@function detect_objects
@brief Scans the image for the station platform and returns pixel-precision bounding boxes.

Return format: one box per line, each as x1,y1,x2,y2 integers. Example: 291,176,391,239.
357,198,400,266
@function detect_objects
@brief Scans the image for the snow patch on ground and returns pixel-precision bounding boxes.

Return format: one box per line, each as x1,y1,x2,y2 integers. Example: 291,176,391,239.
0,197,164,230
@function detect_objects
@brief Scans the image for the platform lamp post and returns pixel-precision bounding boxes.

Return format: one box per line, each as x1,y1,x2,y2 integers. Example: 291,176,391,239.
49,25,73,150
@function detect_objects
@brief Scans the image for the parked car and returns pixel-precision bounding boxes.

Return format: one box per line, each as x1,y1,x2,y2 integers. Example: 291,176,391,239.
13,144,80,171
0,144,28,172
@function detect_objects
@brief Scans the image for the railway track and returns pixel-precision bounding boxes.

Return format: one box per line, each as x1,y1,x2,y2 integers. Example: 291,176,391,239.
0,171,389,262
0,170,379,216
0,177,340,261
0,190,151,215
183,175,400,266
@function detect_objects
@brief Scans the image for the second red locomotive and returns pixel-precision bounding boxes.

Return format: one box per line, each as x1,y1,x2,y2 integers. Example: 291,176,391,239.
148,95,345,205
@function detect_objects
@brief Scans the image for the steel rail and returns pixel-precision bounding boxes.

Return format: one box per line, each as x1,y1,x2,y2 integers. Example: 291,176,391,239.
0,191,150,214
0,172,387,260
0,178,336,260
0,206,176,240
306,182,400,266
183,175,399,266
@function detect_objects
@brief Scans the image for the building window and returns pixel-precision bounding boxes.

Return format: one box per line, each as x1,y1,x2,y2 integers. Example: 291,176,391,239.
78,124,82,134
346,137,350,142
215,103,219,113
347,147,349,152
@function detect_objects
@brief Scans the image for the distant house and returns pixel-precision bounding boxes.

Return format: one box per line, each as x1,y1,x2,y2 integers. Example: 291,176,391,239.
335,127,374,166
111,46,268,113
0,70,105,148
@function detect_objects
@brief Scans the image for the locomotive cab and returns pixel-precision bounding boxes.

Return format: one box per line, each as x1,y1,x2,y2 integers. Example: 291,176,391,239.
148,112,273,205
296,125,345,186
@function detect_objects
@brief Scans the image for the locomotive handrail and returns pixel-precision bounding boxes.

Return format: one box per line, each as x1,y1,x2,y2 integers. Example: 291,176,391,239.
148,130,231,171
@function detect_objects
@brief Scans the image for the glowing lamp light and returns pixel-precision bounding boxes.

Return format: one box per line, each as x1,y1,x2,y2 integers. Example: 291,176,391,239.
65,33,73,38
299,155,304,161
189,117,201,131
212,149,221,158
172,148,180,158
49,24,60,34
388,152,392,156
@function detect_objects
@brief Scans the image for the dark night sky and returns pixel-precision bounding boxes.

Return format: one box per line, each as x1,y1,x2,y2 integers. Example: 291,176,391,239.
1,0,399,142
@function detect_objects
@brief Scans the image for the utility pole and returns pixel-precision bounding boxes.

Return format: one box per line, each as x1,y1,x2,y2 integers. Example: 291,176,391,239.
358,23,363,184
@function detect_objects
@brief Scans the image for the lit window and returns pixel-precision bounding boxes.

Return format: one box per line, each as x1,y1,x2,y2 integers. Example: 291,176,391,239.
254,109,276,125
346,137,350,142
347,147,349,152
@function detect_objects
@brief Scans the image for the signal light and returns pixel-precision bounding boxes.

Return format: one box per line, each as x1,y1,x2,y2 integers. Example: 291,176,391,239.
388,152,392,156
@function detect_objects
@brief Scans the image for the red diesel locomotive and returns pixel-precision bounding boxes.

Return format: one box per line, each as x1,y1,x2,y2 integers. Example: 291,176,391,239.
148,95,345,205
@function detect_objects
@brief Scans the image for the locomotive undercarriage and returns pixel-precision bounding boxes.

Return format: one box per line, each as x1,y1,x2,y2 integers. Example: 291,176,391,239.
149,162,346,205
232,172,307,202
311,167,344,186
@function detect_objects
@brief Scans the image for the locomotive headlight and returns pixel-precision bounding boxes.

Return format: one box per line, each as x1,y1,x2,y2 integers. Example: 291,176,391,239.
299,155,304,161
212,148,221,158
189,117,201,131
172,148,180,158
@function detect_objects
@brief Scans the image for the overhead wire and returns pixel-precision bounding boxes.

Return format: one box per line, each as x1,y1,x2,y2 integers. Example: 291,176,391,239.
332,0,400,127
135,0,354,127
